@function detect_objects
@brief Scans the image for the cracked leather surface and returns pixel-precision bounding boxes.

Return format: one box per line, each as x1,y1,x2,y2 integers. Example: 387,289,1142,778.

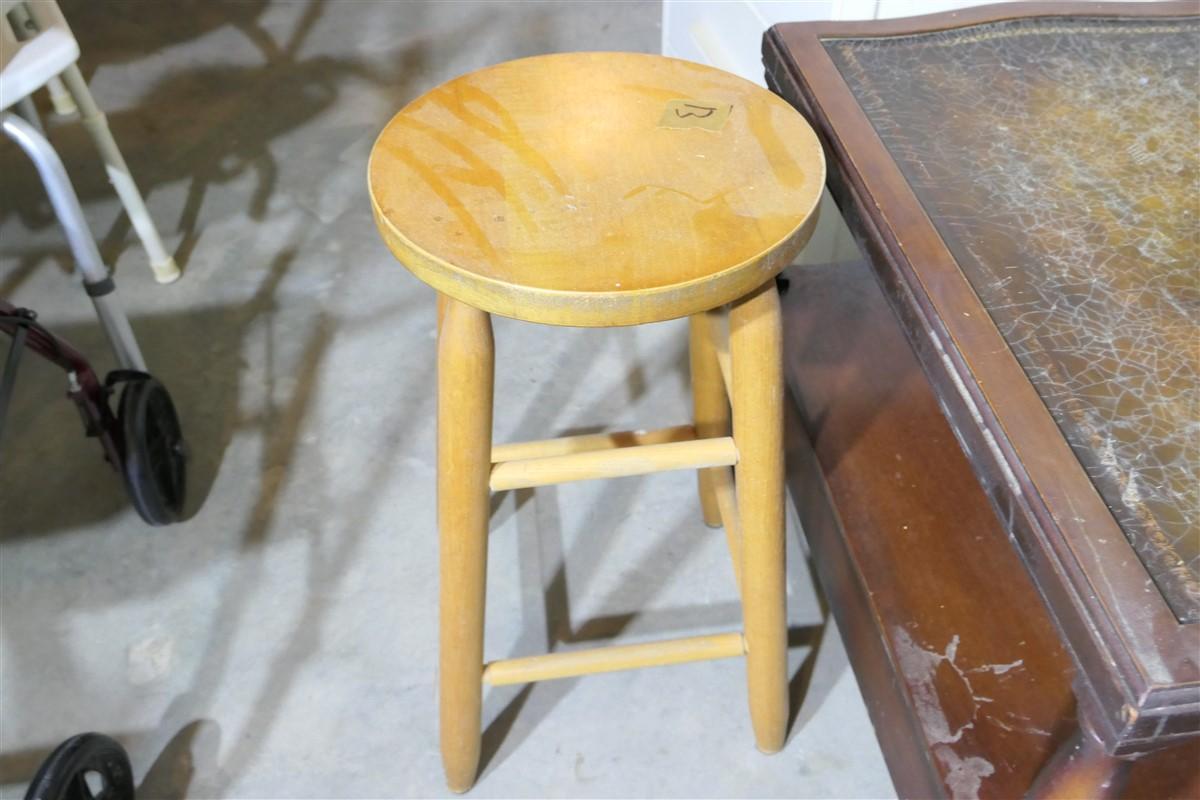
824,16,1199,621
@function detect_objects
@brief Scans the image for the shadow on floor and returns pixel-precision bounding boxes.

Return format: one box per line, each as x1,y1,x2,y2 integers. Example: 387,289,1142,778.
0,2,445,778
0,0,481,294
0,717,222,798
476,472,835,779
0,1,848,793
1,247,295,536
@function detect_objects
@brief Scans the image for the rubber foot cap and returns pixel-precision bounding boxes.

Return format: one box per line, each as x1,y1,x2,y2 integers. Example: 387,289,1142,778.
152,257,181,284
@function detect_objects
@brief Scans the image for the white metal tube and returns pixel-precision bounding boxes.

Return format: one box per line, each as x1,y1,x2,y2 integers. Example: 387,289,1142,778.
91,294,146,371
6,1,78,115
1,112,106,283
58,65,179,283
14,95,44,135
45,75,77,115
0,112,146,370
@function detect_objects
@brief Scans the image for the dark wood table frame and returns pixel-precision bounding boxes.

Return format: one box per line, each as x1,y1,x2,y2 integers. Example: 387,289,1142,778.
765,3,1199,797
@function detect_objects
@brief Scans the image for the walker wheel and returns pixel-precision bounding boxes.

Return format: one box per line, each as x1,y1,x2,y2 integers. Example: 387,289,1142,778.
118,375,186,525
24,733,135,800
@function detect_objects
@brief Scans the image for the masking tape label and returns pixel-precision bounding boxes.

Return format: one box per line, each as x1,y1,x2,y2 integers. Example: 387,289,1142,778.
658,100,732,131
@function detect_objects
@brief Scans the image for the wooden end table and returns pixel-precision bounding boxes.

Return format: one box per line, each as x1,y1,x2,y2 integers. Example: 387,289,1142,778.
765,3,1199,797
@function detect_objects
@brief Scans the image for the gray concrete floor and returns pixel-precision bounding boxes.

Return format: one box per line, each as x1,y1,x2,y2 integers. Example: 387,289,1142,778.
0,1,895,797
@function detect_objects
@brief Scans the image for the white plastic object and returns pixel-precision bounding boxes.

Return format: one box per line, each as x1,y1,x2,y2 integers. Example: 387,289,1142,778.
45,75,76,115
1,112,146,369
60,64,180,283
2,0,181,284
0,0,79,111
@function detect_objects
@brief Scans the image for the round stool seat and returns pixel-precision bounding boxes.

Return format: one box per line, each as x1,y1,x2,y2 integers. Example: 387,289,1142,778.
369,52,824,326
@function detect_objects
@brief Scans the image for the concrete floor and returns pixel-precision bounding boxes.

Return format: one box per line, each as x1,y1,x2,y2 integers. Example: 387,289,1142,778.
0,1,895,797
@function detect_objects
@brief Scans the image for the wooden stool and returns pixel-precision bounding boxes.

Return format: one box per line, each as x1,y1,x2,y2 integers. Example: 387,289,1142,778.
369,52,824,792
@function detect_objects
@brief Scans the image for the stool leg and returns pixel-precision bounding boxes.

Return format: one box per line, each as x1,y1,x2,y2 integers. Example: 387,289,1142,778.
730,281,788,753
689,310,729,527
437,298,494,793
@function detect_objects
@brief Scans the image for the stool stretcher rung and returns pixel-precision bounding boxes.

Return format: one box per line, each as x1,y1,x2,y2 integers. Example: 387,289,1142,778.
489,436,738,491
482,632,746,686
492,424,696,463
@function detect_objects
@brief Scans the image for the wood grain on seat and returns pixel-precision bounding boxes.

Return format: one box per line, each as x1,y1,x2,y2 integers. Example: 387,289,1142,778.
369,52,824,326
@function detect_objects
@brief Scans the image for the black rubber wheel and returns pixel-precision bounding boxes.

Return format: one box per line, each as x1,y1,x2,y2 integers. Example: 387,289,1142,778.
118,376,186,526
24,733,135,800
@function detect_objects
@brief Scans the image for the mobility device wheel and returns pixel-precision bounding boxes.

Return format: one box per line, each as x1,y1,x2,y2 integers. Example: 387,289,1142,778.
116,374,186,525
0,108,187,526
0,305,188,526
23,733,135,800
